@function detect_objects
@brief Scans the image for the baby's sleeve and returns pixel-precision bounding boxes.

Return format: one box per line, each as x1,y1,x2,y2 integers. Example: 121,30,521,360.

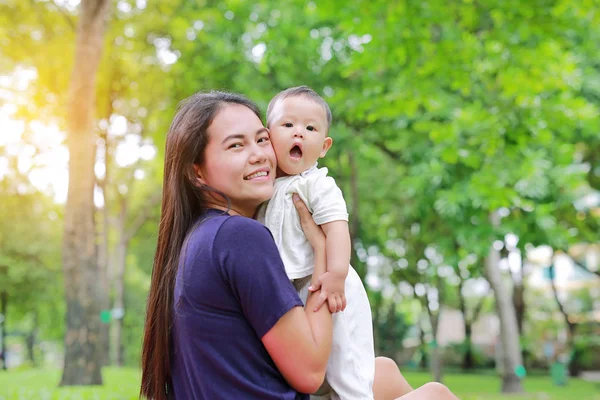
215,217,304,338
306,172,349,226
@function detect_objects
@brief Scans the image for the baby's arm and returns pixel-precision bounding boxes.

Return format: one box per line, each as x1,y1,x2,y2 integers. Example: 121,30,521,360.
309,220,351,313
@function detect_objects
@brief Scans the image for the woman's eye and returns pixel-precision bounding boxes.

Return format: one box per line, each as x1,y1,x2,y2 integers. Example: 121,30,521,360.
306,125,315,131
284,123,293,128
229,143,243,149
258,136,270,144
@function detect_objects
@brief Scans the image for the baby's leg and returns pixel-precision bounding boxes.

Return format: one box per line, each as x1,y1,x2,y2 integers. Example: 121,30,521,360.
297,268,375,400
324,266,375,400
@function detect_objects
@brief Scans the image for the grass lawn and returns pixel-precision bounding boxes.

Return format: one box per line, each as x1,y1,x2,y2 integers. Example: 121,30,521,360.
406,371,600,400
0,368,140,400
0,367,598,399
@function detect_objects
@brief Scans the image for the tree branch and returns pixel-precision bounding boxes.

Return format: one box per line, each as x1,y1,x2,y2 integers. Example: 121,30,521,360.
372,140,402,161
50,0,76,32
549,263,571,328
124,191,162,243
5,249,44,265
347,124,403,161
471,295,486,325
457,274,467,318
570,255,600,279
423,291,439,339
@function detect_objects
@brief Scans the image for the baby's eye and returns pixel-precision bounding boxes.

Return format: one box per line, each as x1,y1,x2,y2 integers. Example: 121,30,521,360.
284,123,293,128
306,125,315,132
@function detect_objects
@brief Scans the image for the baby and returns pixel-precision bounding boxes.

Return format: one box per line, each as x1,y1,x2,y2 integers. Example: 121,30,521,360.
257,86,375,400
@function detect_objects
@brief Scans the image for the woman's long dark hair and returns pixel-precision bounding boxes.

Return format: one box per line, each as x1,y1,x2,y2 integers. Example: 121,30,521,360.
140,91,261,400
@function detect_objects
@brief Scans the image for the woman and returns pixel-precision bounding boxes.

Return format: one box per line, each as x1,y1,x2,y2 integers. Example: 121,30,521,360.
141,91,332,400
140,91,459,400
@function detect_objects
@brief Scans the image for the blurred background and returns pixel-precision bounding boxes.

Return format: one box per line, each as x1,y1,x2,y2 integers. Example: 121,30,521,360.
0,0,599,399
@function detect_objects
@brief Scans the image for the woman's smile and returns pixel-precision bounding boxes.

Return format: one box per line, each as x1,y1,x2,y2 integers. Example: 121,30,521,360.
244,168,271,181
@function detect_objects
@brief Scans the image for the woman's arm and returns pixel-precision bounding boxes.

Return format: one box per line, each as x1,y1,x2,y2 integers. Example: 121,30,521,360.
261,194,333,394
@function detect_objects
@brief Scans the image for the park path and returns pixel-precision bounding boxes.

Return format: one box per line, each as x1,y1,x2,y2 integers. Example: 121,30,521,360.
581,371,600,382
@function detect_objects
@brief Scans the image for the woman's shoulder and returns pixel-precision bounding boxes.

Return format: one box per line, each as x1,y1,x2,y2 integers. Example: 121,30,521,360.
186,211,273,249
217,215,274,243
184,214,277,267
215,216,283,272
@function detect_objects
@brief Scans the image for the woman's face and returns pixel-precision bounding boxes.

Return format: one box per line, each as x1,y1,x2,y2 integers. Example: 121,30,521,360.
196,104,276,217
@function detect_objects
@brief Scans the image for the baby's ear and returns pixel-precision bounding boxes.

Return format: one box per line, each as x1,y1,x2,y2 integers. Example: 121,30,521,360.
320,136,333,158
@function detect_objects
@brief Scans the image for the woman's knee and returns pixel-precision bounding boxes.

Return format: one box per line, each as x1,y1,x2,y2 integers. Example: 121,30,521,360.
375,356,399,374
373,356,413,399
421,382,455,399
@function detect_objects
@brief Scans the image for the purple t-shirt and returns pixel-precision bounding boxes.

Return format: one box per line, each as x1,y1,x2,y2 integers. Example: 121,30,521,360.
170,209,307,399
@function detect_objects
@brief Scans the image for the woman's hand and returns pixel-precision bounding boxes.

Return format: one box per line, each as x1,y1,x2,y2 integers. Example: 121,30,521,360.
292,193,325,252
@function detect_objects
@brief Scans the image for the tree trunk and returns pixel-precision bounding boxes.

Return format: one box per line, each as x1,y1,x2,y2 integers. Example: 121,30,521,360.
463,324,475,370
61,0,111,386
425,299,443,383
25,311,38,366
108,188,160,366
0,291,6,370
484,240,524,393
566,323,579,377
371,292,383,355
109,193,129,367
457,276,474,370
513,284,525,335
506,250,528,365
97,131,111,367
512,282,529,366
430,346,443,383
549,263,580,377
347,151,365,280
110,239,128,367
418,317,428,370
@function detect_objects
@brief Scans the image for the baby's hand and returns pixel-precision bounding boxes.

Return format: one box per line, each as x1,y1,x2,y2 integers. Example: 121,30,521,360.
308,271,347,313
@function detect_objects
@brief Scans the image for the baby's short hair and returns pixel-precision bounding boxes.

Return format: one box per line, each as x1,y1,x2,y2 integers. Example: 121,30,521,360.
266,86,332,131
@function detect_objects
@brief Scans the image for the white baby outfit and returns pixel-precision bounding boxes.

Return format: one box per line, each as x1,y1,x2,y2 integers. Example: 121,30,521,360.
257,164,375,400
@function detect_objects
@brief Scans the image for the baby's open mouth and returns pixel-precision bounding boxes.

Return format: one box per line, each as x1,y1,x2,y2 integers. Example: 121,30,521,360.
290,145,302,159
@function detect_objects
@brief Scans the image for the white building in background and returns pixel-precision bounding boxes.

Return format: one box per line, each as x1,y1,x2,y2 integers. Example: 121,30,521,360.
527,245,600,325
402,244,600,355
528,245,599,290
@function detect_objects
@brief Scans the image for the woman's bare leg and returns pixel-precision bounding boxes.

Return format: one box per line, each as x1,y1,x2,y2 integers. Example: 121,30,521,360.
373,357,460,400
395,382,459,400
373,357,413,400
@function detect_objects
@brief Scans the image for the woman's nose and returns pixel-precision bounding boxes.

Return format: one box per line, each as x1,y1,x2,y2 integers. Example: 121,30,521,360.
249,145,268,163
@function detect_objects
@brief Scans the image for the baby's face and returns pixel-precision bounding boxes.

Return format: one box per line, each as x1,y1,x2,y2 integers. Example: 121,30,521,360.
268,96,332,176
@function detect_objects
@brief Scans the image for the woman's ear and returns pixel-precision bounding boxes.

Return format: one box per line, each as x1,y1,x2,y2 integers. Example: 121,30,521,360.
319,137,333,158
192,164,206,186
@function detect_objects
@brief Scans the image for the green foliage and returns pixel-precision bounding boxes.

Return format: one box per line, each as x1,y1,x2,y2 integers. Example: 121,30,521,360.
443,342,495,370
120,255,152,367
371,290,411,357
1,0,599,374
573,335,600,372
0,170,64,342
